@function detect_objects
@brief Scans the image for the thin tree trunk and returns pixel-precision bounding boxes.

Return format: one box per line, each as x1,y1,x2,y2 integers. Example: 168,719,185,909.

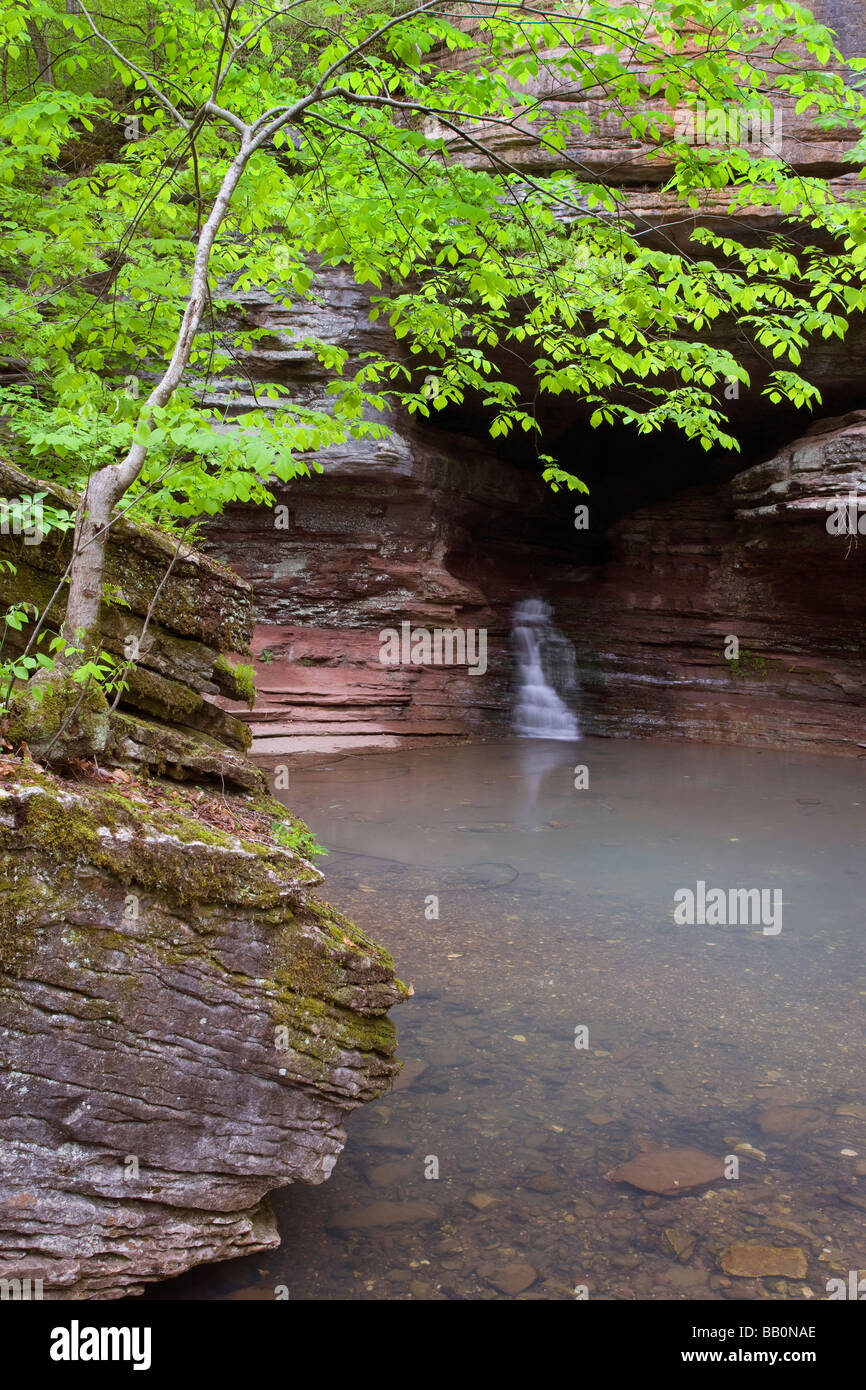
25,21,55,88
63,140,253,645
62,472,117,649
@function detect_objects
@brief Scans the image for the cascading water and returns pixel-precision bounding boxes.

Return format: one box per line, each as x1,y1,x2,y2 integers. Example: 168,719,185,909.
511,598,580,739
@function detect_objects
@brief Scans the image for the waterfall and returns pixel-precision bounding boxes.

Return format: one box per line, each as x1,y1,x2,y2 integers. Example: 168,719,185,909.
511,598,580,739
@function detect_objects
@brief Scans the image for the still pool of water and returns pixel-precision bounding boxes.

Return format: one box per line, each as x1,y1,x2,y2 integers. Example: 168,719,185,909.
160,737,865,1300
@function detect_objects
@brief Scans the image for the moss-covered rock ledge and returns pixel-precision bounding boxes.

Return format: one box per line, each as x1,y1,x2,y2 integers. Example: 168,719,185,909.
0,759,406,1299
0,456,255,787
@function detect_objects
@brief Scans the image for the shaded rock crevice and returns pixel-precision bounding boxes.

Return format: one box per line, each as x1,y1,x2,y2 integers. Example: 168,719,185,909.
559,413,866,755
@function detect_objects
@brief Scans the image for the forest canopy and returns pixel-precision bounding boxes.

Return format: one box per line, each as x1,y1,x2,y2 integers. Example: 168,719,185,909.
1,0,866,642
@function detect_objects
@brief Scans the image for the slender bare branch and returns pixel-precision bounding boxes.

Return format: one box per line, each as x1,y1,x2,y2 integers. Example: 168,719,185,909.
75,0,191,131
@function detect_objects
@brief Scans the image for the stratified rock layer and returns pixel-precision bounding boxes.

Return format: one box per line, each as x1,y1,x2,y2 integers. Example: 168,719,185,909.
198,38,866,758
208,350,866,755
0,770,404,1298
206,408,580,752
564,413,866,755
0,458,256,786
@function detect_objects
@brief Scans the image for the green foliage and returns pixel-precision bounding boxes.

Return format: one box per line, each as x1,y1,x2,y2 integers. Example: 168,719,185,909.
0,502,90,717
230,662,257,710
542,465,591,496
65,646,127,696
0,625,127,722
214,653,257,708
727,648,770,680
273,816,329,860
0,592,54,691
1,0,866,514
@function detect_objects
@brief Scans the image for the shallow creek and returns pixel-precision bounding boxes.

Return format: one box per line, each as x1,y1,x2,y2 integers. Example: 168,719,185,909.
156,738,866,1301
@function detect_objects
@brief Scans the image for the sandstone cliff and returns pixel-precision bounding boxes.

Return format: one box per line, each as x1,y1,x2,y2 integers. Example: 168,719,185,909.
203,277,866,757
200,15,866,759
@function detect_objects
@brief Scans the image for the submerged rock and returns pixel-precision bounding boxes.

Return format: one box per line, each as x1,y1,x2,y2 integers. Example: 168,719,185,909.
365,1160,414,1188
326,1200,437,1231
467,1191,498,1211
0,765,405,1298
662,1228,697,1263
390,1058,428,1091
719,1244,808,1279
607,1147,726,1195
758,1105,824,1137
487,1261,537,1296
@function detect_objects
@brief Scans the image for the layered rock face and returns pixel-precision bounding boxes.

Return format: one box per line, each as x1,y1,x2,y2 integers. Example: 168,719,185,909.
204,264,593,752
206,274,866,757
0,458,258,787
0,772,403,1297
202,18,866,758
434,2,863,183
559,413,866,756
0,469,404,1298
207,359,582,752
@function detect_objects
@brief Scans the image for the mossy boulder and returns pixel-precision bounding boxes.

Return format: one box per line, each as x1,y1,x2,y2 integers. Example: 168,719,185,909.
0,762,406,1298
121,665,252,750
7,670,110,761
0,458,255,778
109,710,264,791
0,457,254,653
